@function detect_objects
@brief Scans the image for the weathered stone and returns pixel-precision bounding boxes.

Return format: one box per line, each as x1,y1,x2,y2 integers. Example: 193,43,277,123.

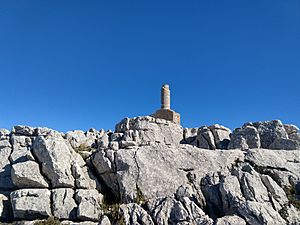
99,215,111,225
269,138,300,150
219,175,245,213
0,142,14,190
98,133,109,149
0,129,10,140
115,116,183,146
12,125,35,136
197,127,216,150
245,149,300,187
92,144,244,203
209,124,231,149
237,201,286,225
0,192,11,220
32,135,75,187
260,175,288,207
215,215,246,225
252,120,288,149
11,161,48,188
119,203,154,225
284,124,299,135
10,135,34,163
10,189,52,219
288,132,300,142
75,189,103,221
66,130,88,149
228,125,260,150
109,141,119,150
52,188,77,220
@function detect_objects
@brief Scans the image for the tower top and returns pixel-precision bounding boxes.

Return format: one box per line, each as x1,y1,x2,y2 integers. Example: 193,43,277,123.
152,84,180,124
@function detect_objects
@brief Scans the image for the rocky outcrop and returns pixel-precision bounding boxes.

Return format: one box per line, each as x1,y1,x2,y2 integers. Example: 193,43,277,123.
0,116,300,224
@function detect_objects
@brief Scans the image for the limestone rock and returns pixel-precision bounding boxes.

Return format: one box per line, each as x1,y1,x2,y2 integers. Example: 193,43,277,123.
215,215,246,225
237,201,286,225
0,193,11,220
75,189,103,221
32,135,75,187
245,149,300,187
269,138,300,150
52,188,77,220
12,125,35,136
0,129,10,140
209,124,231,149
99,215,111,225
10,189,52,220
119,203,154,225
92,144,244,203
228,125,260,150
11,161,48,188
252,120,288,149
284,124,299,135
115,116,183,146
0,141,14,190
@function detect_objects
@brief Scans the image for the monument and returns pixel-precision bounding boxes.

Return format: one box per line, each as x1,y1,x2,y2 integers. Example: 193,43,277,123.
152,84,180,124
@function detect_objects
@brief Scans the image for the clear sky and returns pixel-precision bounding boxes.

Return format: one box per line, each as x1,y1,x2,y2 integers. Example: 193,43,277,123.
0,1,299,132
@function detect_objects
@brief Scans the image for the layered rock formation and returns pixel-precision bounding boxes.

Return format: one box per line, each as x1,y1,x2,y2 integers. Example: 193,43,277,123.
0,117,299,225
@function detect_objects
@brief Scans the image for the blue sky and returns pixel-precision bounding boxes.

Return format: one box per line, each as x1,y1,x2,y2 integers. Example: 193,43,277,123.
0,1,299,132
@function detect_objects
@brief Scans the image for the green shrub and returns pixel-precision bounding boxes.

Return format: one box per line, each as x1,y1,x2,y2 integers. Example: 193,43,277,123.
284,185,300,210
34,217,61,225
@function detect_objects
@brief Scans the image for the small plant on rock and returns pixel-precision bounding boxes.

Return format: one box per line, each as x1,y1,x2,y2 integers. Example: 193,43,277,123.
34,217,61,225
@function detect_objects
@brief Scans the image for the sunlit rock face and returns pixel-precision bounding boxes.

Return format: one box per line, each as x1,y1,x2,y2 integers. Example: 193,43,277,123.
0,117,300,225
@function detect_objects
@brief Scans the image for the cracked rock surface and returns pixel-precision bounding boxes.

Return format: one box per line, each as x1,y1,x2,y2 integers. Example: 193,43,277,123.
0,116,300,224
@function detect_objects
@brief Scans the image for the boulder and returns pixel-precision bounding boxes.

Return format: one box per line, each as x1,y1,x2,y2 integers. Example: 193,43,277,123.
32,135,75,187
251,120,288,149
284,124,299,135
12,125,35,136
10,189,52,220
209,124,231,149
75,189,103,221
245,149,300,187
0,192,11,220
11,161,48,188
119,203,154,225
268,138,300,150
0,129,10,140
215,215,246,225
52,188,77,220
0,141,14,190
228,125,260,150
115,116,183,146
92,144,244,203
237,201,286,225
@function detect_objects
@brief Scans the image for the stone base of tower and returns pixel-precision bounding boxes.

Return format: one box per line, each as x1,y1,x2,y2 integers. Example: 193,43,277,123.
152,109,180,124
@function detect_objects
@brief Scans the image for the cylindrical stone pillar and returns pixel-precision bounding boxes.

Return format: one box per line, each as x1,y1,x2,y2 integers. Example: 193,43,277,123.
161,84,170,110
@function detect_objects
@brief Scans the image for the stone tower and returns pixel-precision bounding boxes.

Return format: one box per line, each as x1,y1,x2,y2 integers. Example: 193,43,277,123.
152,84,180,124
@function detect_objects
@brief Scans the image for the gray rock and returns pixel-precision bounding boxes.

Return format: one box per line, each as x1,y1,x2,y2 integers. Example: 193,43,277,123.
75,189,103,221
209,124,231,149
10,189,52,219
269,138,300,150
228,125,260,150
98,133,109,149
61,221,99,225
215,215,246,225
284,124,299,135
12,125,35,136
66,130,88,149
288,132,300,142
197,127,216,150
10,135,34,163
99,215,111,225
0,192,11,220
119,203,154,225
52,188,77,220
92,144,244,203
11,161,48,188
252,120,288,149
219,175,245,213
0,141,14,190
0,129,10,140
245,149,300,187
260,175,288,207
237,201,286,225
32,135,75,187
115,116,183,146
183,128,198,140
